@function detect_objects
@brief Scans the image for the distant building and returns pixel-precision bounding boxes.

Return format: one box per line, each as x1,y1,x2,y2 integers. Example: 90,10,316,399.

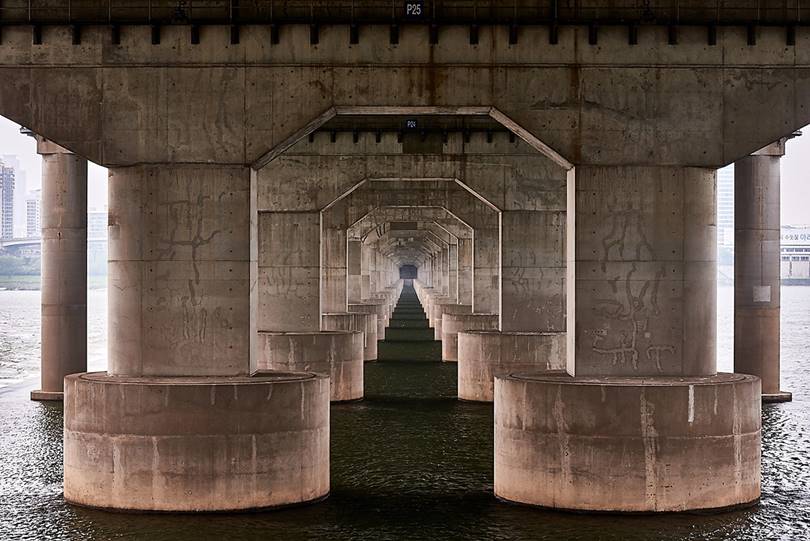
88,207,107,239
26,190,41,238
0,160,15,240
781,225,810,284
717,165,734,247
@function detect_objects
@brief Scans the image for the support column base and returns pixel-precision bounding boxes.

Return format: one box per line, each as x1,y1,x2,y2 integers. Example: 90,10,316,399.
349,303,388,336
258,331,364,401
430,303,470,340
30,390,64,401
441,313,498,362
495,372,761,513
458,331,566,402
322,312,378,361
762,391,792,403
64,371,330,512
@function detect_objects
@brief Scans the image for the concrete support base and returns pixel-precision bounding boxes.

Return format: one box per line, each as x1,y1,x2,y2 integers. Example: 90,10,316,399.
494,372,761,513
349,303,388,337
457,331,566,402
426,296,454,327
64,371,330,512
322,312,378,361
441,313,498,362
762,391,793,403
258,331,364,402
30,390,64,401
432,304,472,341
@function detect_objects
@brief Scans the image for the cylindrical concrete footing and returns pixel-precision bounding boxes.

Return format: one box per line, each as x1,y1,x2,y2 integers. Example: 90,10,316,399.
441,313,498,362
258,331,364,401
349,303,388,337
432,304,472,341
494,372,761,512
64,371,330,512
426,296,453,326
322,312,378,361
458,331,566,402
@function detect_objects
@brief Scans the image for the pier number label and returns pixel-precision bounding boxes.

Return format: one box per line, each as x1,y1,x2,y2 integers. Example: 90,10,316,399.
405,2,424,18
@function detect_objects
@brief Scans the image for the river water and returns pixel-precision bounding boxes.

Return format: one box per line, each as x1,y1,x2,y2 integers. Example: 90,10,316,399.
0,287,808,540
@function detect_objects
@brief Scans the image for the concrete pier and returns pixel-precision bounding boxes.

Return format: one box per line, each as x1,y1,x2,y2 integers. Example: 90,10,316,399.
495,372,761,512
62,165,331,512
458,206,567,402
256,208,364,401
735,142,792,403
494,165,762,512
323,312,378,361
31,140,87,401
64,371,330,512
257,331,364,402
441,313,498,362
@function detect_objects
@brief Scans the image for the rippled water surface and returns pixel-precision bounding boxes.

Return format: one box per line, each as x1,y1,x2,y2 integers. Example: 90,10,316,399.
1,287,809,540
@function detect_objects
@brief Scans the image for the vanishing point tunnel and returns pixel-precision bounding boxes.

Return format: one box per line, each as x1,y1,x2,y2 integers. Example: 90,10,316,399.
4,0,807,515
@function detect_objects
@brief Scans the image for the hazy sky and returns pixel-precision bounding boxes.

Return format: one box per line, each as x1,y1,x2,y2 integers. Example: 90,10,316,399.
0,115,808,231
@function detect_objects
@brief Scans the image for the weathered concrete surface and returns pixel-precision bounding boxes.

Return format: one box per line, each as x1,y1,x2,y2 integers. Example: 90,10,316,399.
735,144,792,402
431,303,472,341
108,165,253,377
64,371,330,512
321,199,349,314
349,303,388,338
572,166,716,377
257,211,321,332
500,211,565,332
1,25,810,168
257,331,364,402
458,331,566,402
441,313,498,362
347,239,363,304
457,237,474,305
494,372,761,512
322,312,378,361
32,140,87,401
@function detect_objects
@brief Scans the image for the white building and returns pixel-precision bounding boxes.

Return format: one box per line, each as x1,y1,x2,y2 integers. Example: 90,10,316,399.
717,165,734,248
26,189,41,238
781,226,810,284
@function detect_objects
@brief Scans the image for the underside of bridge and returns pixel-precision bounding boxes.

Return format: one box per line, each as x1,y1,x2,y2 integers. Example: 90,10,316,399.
5,0,805,515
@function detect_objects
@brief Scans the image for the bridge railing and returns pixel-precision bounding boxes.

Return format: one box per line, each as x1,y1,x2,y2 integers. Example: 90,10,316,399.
0,1,807,27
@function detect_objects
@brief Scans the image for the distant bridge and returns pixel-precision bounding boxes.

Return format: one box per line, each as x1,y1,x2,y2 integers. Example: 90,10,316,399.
1,237,106,255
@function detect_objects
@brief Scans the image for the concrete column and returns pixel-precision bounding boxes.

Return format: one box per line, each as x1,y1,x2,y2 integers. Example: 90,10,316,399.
321,202,348,313
473,226,499,314
360,243,372,298
458,210,566,401
256,193,362,401
734,140,791,402
570,166,717,377
31,139,87,401
348,239,362,303
448,241,459,302
258,210,321,332
65,164,331,512
495,165,760,513
439,246,449,295
108,165,253,376
458,237,473,305
500,211,565,332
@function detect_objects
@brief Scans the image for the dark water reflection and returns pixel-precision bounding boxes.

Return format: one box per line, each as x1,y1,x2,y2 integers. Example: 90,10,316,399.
1,358,808,540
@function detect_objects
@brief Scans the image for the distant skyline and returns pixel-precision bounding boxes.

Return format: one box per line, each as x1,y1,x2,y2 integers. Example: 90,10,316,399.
0,115,808,227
